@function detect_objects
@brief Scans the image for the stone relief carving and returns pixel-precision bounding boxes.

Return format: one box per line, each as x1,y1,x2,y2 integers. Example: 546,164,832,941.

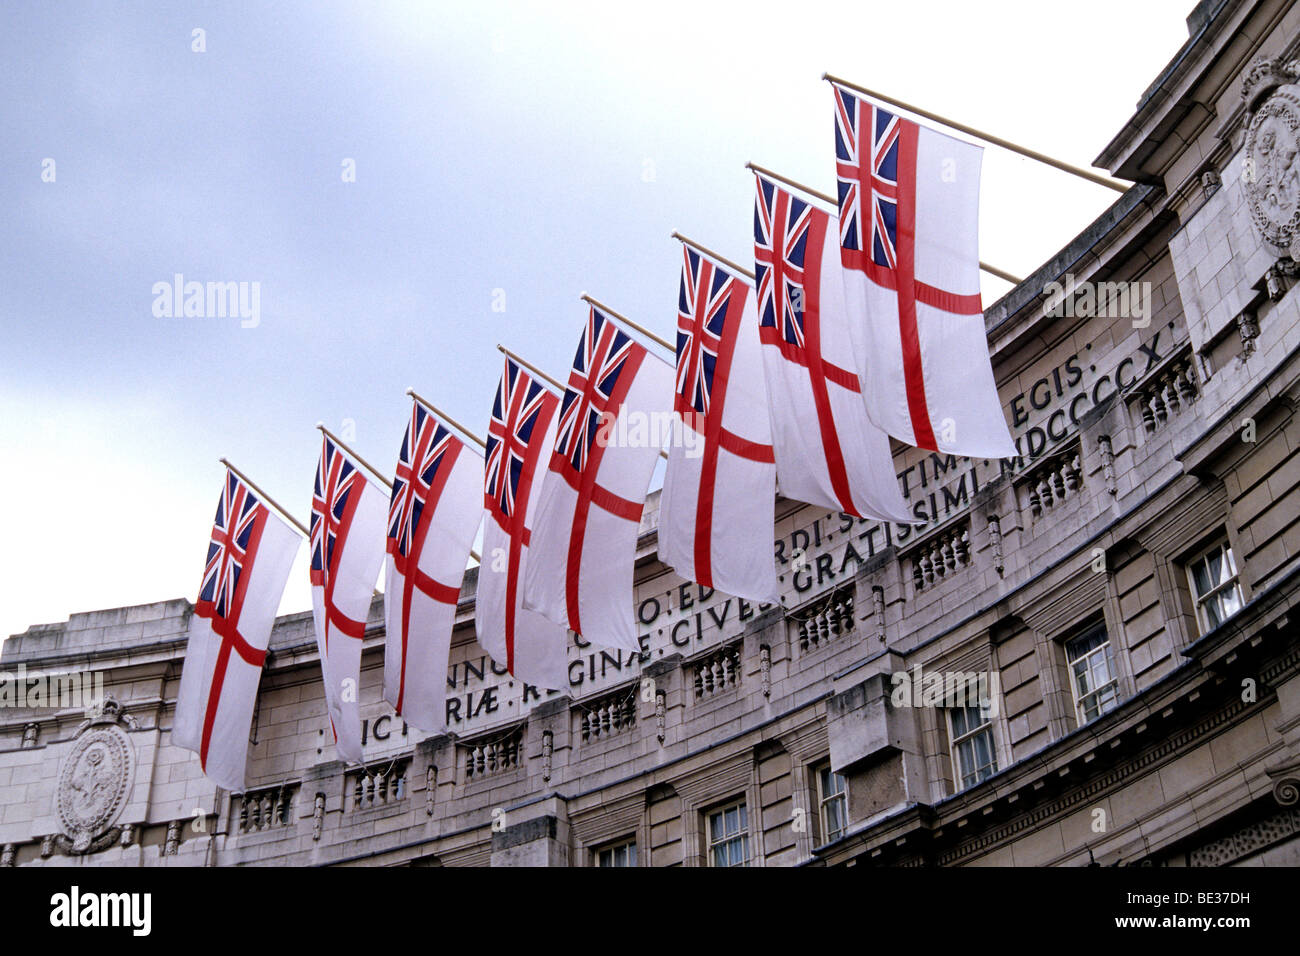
1242,57,1300,261
54,697,135,855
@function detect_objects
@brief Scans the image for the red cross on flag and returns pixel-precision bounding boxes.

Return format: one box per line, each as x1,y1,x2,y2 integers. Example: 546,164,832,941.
174,468,301,792
523,305,675,653
309,435,387,764
659,242,779,603
753,174,911,523
477,356,569,692
832,83,1015,458
383,400,483,732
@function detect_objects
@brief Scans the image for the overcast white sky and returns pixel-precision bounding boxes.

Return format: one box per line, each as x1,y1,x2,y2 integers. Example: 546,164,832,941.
0,1,1193,645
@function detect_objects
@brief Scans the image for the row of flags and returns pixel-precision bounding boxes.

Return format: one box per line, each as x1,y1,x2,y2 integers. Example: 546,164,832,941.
174,82,1017,790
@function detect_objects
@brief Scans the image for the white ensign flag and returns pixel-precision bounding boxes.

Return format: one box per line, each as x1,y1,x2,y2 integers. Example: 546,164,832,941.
659,242,780,603
309,435,387,764
383,401,483,733
477,357,569,692
753,175,911,523
523,305,674,653
832,83,1015,458
174,469,300,792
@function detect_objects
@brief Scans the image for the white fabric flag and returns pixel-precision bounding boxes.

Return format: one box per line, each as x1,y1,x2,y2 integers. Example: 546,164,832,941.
523,305,675,653
383,401,483,733
174,469,300,792
659,243,779,603
309,435,387,764
832,83,1015,458
753,175,912,523
477,357,569,692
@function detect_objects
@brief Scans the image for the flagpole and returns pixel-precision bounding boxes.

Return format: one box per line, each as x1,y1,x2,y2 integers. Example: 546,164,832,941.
314,423,393,491
497,344,565,394
579,293,674,353
671,231,756,280
745,161,1024,286
404,389,488,450
496,343,669,461
822,73,1128,194
218,457,311,537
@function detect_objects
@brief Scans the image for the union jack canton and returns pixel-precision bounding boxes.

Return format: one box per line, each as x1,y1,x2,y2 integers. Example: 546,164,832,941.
835,88,900,271
486,359,552,523
310,438,364,588
388,405,457,562
754,178,813,350
199,471,264,620
554,307,634,476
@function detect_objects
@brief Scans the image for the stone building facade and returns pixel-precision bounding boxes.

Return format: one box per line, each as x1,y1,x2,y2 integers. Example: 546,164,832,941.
4,0,1300,867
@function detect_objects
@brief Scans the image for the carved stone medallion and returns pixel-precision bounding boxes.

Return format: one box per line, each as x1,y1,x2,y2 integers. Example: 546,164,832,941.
1243,58,1300,260
55,699,135,854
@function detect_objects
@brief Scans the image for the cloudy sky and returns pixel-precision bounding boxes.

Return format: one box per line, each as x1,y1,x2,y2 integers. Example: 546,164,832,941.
0,0,1192,643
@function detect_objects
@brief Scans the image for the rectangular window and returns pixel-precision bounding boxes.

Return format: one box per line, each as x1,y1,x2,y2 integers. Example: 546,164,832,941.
816,765,848,842
948,703,998,791
1187,540,1244,635
596,839,637,868
1066,624,1119,724
707,801,750,867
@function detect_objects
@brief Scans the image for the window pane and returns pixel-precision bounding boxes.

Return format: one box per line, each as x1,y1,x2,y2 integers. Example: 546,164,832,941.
1205,549,1224,588
1090,652,1110,689
950,706,969,738
1074,659,1092,696
1191,558,1212,596
827,798,846,841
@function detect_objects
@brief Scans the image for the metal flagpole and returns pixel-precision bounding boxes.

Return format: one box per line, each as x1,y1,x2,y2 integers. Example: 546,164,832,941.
496,343,566,395
579,293,675,353
218,457,311,537
316,423,393,490
405,389,488,450
671,231,756,280
745,161,1024,286
496,343,669,462
822,73,1128,194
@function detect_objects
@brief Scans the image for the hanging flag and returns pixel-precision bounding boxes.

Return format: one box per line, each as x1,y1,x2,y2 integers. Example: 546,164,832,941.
832,82,1015,457
753,174,911,522
477,356,569,691
523,305,674,652
309,435,387,764
384,401,482,732
659,243,779,603
174,469,300,791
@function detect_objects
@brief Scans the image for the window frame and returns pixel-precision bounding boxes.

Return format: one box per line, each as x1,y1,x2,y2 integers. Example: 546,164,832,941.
814,763,849,844
1185,538,1244,636
594,837,638,868
705,799,750,868
947,701,999,792
1064,622,1120,726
